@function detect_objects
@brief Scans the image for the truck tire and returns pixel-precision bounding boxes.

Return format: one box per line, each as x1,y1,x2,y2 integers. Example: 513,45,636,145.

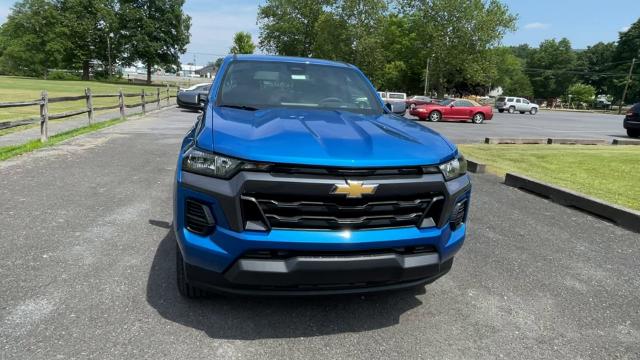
530,108,538,115
498,109,504,113
176,244,208,298
508,106,515,114
628,129,640,138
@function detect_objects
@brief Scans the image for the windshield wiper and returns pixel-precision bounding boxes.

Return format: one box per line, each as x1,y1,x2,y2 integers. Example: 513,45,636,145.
218,104,260,111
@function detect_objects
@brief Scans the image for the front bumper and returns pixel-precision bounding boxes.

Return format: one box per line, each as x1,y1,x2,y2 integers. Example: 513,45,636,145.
174,169,471,294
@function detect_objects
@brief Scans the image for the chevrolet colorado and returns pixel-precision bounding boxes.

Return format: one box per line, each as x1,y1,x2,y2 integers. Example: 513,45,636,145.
174,55,471,297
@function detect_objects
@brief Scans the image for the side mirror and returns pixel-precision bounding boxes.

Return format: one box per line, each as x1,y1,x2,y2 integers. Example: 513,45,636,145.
385,103,393,112
449,103,455,108
197,94,208,111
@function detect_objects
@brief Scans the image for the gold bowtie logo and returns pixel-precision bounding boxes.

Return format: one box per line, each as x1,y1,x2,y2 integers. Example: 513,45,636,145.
331,180,378,198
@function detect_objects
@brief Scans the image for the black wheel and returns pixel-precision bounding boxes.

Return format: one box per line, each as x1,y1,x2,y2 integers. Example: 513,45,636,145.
508,106,515,114
498,109,504,113
176,244,207,298
472,113,485,124
628,129,640,138
429,110,441,122
530,107,538,115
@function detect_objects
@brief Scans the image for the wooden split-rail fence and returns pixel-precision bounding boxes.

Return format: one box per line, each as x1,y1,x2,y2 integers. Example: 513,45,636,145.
0,87,177,142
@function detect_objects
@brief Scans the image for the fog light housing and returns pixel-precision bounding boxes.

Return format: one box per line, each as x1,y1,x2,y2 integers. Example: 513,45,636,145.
450,200,467,229
185,199,216,235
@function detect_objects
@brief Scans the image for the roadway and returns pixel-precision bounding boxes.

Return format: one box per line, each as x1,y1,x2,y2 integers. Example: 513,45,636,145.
1,108,638,359
409,110,628,143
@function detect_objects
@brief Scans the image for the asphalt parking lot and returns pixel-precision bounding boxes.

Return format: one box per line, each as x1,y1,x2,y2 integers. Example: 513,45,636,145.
408,110,628,143
1,108,639,359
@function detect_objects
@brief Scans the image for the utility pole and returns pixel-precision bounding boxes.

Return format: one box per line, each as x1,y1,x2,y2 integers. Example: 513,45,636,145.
423,57,431,96
107,33,113,77
619,57,636,114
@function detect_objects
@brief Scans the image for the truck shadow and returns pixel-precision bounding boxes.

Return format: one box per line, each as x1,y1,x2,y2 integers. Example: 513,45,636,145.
146,230,425,340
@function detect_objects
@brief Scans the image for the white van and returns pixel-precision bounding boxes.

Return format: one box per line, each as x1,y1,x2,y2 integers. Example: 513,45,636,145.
378,91,407,114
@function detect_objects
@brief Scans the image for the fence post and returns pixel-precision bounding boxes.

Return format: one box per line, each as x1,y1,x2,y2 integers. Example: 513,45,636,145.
40,90,49,143
85,88,94,124
156,87,161,109
166,85,170,106
118,89,125,120
141,89,146,114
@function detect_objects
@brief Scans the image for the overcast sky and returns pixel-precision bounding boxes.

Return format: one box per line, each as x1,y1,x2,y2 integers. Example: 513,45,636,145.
0,0,638,66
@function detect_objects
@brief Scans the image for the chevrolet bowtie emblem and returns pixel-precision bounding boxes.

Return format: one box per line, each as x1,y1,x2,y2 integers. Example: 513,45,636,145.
331,180,378,198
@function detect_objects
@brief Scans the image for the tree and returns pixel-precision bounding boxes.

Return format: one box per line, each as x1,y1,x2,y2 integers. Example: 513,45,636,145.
491,47,533,97
230,32,256,54
398,0,517,95
567,83,595,104
575,42,616,95
58,0,119,79
214,57,224,69
527,38,577,99
313,0,388,78
610,18,640,103
119,0,191,83
257,0,332,56
0,0,68,77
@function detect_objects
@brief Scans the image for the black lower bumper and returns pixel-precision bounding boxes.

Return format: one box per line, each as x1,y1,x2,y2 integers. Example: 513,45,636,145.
624,120,640,129
185,252,454,296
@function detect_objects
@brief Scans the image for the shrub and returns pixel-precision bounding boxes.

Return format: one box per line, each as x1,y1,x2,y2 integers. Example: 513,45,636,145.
47,70,81,80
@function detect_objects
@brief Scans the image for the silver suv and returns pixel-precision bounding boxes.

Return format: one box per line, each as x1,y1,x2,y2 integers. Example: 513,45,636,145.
496,96,539,115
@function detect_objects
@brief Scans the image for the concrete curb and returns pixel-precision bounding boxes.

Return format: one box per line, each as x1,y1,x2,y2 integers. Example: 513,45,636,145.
485,137,547,144
466,159,486,173
612,139,640,145
504,173,640,233
546,138,608,145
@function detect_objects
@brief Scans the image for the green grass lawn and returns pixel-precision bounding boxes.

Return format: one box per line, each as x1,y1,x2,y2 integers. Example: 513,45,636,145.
0,76,177,123
458,144,640,211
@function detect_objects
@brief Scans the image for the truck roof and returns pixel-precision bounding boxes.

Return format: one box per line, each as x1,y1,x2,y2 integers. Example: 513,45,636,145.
226,54,354,69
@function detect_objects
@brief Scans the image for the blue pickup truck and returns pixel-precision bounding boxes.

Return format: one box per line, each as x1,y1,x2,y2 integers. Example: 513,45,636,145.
173,55,471,297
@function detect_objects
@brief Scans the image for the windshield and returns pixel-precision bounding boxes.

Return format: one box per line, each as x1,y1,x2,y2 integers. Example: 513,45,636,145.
217,60,383,115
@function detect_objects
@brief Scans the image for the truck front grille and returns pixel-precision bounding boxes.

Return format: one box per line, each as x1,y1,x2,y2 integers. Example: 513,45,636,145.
241,192,444,231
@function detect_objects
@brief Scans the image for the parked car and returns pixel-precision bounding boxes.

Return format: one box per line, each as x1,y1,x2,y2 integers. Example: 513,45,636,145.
405,95,435,110
174,55,470,297
594,95,612,109
378,91,407,114
410,98,493,124
495,96,539,114
177,83,211,110
624,102,640,138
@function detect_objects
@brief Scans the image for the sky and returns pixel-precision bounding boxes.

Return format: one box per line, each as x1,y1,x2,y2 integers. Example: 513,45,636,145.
0,0,638,65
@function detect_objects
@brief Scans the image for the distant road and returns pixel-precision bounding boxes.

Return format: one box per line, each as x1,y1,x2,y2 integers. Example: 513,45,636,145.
1,107,638,359
410,110,628,144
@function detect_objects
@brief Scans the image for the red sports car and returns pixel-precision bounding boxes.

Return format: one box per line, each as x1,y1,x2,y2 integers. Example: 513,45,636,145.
409,99,493,124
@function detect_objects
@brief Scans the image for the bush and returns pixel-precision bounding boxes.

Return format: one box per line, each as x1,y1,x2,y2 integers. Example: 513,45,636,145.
567,83,596,104
47,70,81,80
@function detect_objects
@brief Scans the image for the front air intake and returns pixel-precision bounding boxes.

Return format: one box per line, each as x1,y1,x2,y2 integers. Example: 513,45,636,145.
185,199,216,235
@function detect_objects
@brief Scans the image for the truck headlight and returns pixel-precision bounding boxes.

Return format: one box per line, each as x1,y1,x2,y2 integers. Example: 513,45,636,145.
439,155,467,181
182,147,272,179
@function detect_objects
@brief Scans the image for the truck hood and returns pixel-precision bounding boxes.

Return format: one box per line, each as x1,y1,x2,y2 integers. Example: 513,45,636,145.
205,107,456,167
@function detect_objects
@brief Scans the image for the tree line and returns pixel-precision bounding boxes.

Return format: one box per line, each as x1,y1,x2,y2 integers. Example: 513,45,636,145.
0,0,191,83
257,0,640,104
